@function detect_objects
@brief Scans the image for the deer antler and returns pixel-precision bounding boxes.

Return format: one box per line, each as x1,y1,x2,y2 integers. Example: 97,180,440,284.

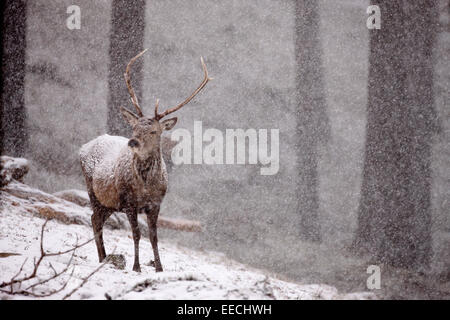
154,57,212,120
124,48,148,117
154,98,160,119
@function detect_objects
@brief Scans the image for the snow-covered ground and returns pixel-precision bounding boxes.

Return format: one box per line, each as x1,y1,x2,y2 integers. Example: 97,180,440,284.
0,183,375,300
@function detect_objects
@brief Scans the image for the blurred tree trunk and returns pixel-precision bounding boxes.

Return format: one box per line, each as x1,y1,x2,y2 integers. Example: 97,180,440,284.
294,0,330,242
107,0,146,136
354,1,439,269
0,0,28,157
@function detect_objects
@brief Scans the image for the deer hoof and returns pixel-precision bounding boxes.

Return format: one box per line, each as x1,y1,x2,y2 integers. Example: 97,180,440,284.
132,264,141,272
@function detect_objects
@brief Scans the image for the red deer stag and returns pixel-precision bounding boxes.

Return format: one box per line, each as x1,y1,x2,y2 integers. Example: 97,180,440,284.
80,49,212,272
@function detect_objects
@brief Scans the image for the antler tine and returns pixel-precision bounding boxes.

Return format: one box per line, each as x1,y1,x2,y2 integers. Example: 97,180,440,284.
154,98,160,119
124,48,148,117
155,56,212,120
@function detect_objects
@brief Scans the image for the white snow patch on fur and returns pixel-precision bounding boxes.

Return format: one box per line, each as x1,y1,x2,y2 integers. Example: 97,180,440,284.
79,134,128,178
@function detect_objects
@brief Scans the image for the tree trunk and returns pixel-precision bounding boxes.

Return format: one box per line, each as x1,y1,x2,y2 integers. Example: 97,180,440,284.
107,0,146,136
0,0,28,157
294,0,329,242
354,1,439,270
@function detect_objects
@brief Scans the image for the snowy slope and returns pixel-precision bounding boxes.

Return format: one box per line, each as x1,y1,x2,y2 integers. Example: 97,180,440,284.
0,186,375,300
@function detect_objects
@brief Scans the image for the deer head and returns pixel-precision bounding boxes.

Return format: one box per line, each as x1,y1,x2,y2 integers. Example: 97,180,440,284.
120,49,212,159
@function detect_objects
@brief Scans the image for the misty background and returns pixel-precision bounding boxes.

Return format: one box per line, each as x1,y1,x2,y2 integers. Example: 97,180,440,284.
1,0,449,298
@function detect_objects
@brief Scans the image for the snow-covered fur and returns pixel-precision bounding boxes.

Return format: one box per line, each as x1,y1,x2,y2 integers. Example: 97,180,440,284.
79,134,168,210
79,115,175,273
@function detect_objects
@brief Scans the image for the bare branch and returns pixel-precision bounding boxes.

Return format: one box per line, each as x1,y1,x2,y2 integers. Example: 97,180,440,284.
8,258,28,290
25,246,76,291
0,219,96,299
48,262,58,276
44,237,94,257
62,247,115,300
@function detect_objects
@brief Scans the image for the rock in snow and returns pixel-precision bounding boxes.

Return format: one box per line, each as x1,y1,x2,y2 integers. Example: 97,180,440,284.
0,156,29,187
2,180,201,233
53,189,91,207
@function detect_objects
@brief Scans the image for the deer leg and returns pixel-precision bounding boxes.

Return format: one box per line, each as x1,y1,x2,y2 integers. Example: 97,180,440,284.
145,205,163,272
84,175,113,263
91,208,107,262
126,211,141,272
89,195,113,263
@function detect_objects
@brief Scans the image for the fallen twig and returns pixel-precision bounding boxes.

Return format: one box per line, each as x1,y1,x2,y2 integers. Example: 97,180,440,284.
62,250,113,300
0,219,96,298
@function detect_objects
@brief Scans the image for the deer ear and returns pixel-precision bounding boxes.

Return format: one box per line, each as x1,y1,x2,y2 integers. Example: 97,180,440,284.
120,106,139,126
161,117,177,131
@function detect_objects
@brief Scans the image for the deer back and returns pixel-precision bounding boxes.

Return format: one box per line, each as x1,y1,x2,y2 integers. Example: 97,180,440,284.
80,134,130,209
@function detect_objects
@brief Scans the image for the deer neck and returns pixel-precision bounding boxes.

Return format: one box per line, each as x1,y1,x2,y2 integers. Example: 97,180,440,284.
132,147,164,184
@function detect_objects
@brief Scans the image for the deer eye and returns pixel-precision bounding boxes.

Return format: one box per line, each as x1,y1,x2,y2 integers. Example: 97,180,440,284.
150,131,157,134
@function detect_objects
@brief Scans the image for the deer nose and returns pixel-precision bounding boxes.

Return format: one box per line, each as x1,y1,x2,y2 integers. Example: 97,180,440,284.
128,139,139,148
